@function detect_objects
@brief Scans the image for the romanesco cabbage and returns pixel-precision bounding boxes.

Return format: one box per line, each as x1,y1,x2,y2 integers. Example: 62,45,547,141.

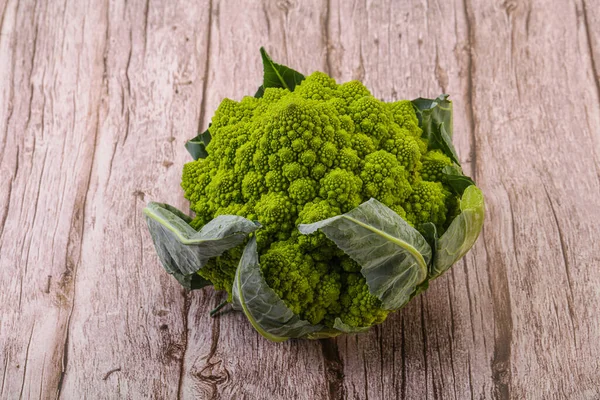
180,71,458,329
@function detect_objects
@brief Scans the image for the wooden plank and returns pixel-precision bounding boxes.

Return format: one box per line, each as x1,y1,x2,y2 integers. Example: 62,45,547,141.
328,1,495,398
0,0,111,397
56,0,211,398
464,0,600,397
178,1,333,398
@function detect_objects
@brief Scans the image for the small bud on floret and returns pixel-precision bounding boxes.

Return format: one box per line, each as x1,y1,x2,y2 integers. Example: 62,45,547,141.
420,150,453,182
338,80,371,104
388,100,422,138
382,127,423,172
360,150,412,206
349,96,392,145
320,169,363,212
402,181,450,231
289,178,318,204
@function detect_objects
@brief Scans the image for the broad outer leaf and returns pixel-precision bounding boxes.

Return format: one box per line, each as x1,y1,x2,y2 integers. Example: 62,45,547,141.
232,237,329,341
412,94,460,165
431,185,485,278
144,202,260,280
298,198,431,311
259,47,305,92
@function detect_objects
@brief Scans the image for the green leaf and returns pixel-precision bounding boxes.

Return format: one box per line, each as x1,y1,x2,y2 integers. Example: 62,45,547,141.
254,85,265,98
412,94,453,138
259,47,305,93
298,198,431,311
419,222,439,277
185,127,212,160
412,94,460,165
190,47,303,157
430,185,485,278
143,202,260,283
442,165,475,195
232,237,327,342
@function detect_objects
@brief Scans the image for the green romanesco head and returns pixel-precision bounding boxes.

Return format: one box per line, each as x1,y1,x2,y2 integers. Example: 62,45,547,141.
180,71,459,329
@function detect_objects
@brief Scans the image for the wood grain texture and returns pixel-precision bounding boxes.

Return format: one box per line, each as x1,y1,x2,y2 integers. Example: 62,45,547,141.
0,0,598,399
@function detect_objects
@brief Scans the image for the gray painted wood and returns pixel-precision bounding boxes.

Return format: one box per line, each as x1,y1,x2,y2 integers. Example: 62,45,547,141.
0,0,598,399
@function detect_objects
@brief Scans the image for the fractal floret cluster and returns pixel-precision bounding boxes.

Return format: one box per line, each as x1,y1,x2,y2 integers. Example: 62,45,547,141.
180,71,458,329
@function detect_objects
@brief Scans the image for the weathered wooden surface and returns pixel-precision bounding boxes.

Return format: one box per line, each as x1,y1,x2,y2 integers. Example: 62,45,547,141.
1,0,599,398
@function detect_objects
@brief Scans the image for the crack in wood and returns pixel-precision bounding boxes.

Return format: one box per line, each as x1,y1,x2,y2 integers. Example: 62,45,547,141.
446,278,459,400
261,3,270,35
542,182,578,348
142,0,150,55
461,0,477,178
320,338,345,400
0,0,17,170
19,324,35,400
362,348,369,400
196,0,213,135
581,0,600,111
0,152,16,246
44,275,52,294
400,316,406,400
102,367,121,381
467,354,475,400
176,292,190,400
420,298,429,399
322,0,332,76
1,356,8,397
434,47,448,94
488,181,515,399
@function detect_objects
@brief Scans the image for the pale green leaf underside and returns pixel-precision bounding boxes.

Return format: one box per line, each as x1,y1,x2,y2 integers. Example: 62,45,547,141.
431,185,485,277
144,202,260,276
232,237,328,342
299,198,431,311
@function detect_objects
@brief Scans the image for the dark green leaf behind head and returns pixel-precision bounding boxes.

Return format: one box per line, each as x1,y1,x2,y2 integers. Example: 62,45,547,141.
256,47,305,96
442,165,476,195
185,127,212,160
419,222,439,277
412,94,460,165
254,85,265,98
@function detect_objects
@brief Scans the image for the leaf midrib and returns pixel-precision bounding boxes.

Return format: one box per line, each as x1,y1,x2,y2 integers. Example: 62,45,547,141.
343,215,428,281
261,48,290,90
